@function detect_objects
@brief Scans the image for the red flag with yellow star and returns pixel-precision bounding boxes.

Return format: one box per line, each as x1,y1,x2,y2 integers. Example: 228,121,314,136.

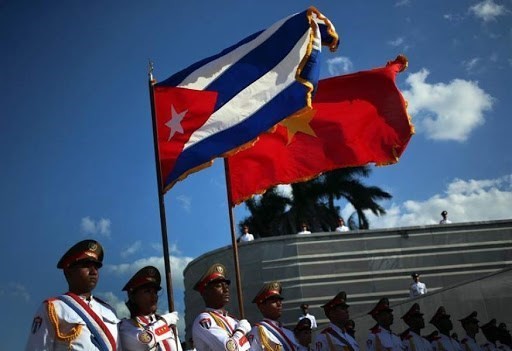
226,56,414,205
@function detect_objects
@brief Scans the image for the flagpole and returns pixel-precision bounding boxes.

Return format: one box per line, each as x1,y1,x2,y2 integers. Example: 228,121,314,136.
223,159,246,318
148,61,175,313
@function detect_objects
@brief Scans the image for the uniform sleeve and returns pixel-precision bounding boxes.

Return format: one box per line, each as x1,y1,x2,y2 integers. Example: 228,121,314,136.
248,326,263,351
367,333,376,351
24,302,54,351
193,313,249,351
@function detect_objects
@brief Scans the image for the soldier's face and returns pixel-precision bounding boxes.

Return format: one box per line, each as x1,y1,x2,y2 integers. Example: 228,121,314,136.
202,280,230,309
65,260,100,294
377,311,394,328
409,315,425,329
295,329,312,347
329,305,350,326
464,322,479,336
258,296,283,320
131,285,159,315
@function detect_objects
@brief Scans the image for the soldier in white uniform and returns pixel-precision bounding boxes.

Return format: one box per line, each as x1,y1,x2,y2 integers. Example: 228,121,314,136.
366,298,404,351
294,318,313,351
409,273,427,298
459,311,482,351
248,281,296,351
429,306,462,351
481,319,499,351
25,239,121,351
314,291,359,351
118,266,182,351
400,303,433,351
192,263,251,351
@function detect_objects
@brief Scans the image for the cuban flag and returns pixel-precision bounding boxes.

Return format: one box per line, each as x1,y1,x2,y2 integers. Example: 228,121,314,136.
153,6,338,193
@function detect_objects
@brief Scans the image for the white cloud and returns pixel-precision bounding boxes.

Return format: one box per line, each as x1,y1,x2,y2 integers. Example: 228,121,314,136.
0,282,31,302
80,216,112,237
388,37,405,47
361,174,512,228
395,0,410,7
402,69,494,141
176,195,192,212
462,57,480,73
327,56,353,76
106,255,193,290
276,184,293,199
120,241,142,258
469,0,507,22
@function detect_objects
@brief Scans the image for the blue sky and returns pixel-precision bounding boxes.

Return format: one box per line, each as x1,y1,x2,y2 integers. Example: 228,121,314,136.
1,0,511,348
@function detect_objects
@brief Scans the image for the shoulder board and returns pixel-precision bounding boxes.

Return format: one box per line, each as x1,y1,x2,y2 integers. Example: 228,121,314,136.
45,297,58,303
321,327,333,334
401,330,411,340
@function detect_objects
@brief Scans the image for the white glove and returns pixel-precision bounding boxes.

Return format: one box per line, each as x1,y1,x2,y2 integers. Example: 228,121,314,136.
162,311,179,326
235,319,251,335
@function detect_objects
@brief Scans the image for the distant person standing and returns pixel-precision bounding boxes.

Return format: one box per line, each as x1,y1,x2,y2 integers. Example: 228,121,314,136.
299,303,318,329
440,211,452,224
298,223,312,234
410,273,428,298
238,225,254,243
335,218,350,232
459,311,482,351
24,239,121,350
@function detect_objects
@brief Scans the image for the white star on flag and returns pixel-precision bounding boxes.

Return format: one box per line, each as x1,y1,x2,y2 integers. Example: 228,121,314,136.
165,105,187,141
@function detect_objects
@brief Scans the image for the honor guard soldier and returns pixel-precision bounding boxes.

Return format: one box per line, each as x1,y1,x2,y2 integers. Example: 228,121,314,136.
314,291,359,351
248,281,296,351
294,318,313,351
366,298,404,351
429,306,463,351
481,319,499,351
497,323,511,351
192,263,251,351
459,311,482,351
119,266,182,351
24,239,121,351
400,303,433,351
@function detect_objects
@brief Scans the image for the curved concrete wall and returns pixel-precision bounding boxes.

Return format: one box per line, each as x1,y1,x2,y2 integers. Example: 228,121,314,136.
183,219,512,340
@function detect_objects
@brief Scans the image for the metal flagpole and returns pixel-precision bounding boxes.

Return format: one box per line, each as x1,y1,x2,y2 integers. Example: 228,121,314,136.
147,61,176,313
223,159,245,318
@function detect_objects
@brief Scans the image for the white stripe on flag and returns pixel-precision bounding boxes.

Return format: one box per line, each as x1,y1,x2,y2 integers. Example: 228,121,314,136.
177,14,294,90
183,30,311,150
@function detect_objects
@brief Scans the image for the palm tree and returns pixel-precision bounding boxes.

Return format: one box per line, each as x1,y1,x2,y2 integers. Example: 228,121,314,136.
240,166,391,235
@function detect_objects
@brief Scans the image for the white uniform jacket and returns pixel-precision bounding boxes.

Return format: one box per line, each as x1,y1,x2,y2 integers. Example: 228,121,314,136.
192,308,250,351
366,325,404,351
248,319,296,351
460,336,482,351
119,313,182,351
25,294,121,351
431,334,463,351
401,329,433,351
314,323,359,351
